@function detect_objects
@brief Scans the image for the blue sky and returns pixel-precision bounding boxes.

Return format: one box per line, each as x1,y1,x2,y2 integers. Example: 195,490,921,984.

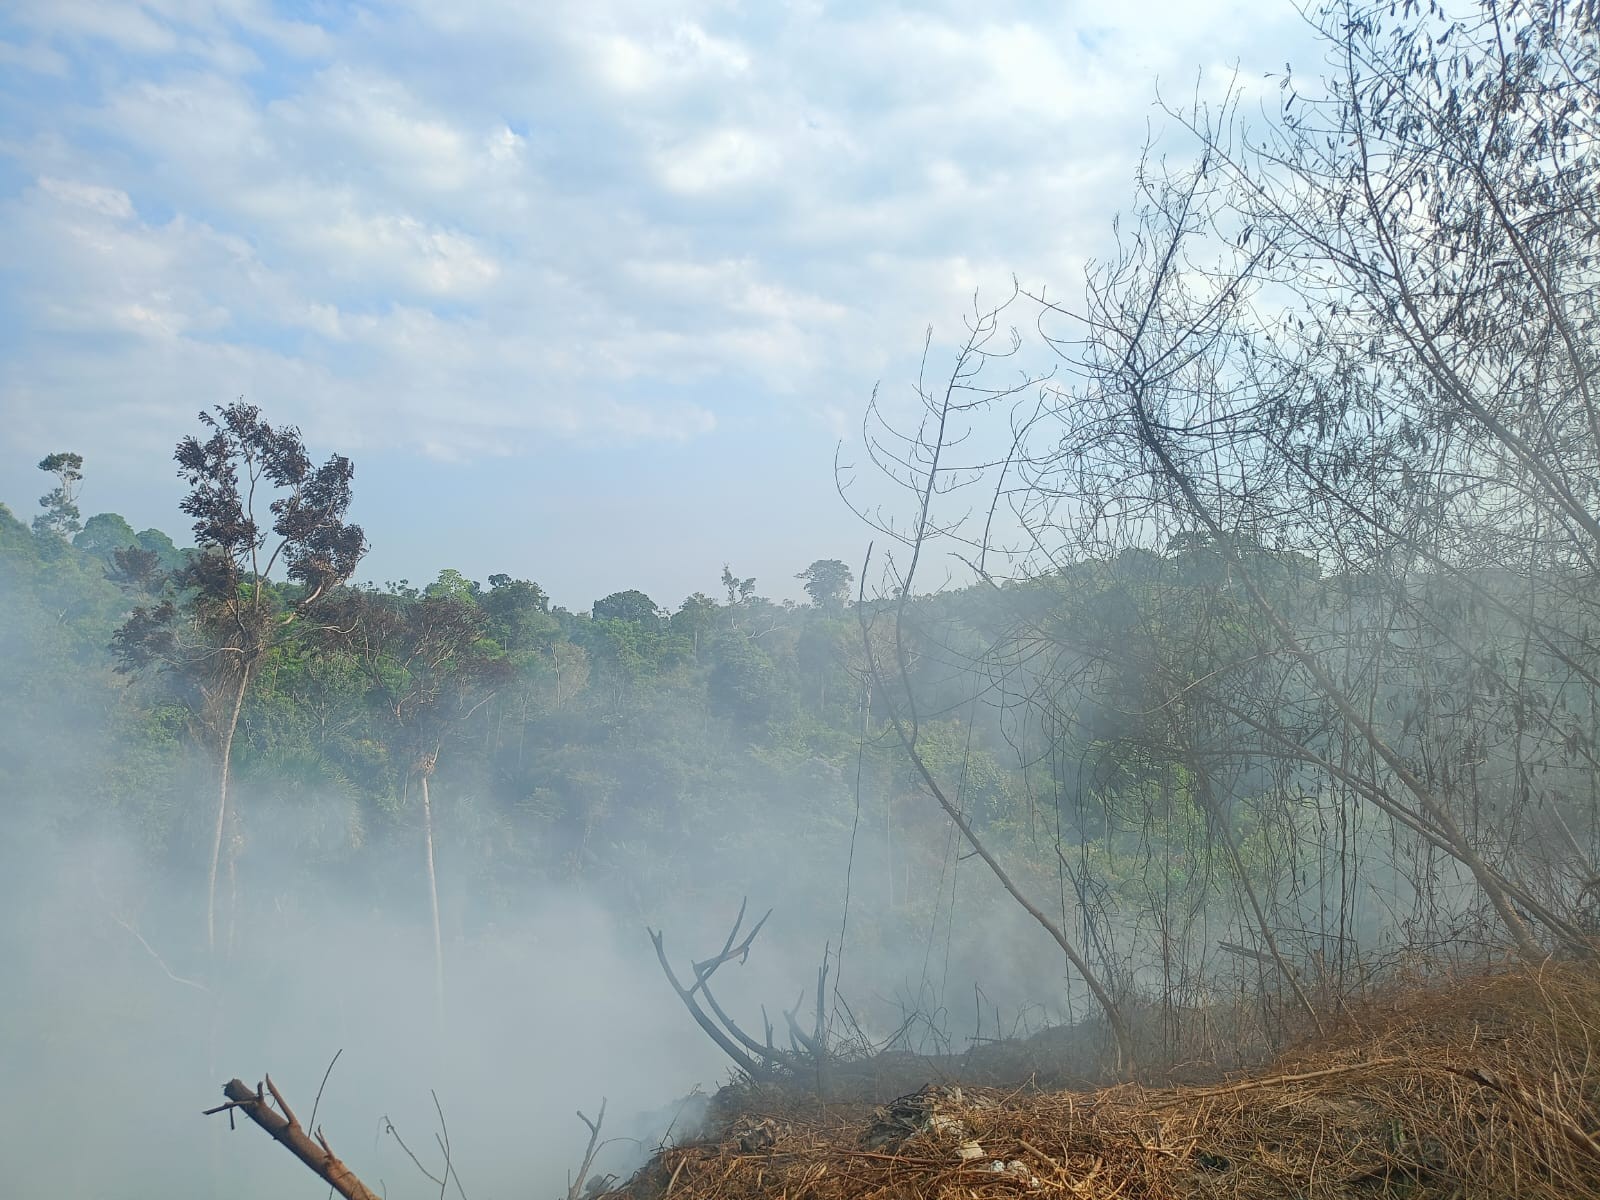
0,0,1308,610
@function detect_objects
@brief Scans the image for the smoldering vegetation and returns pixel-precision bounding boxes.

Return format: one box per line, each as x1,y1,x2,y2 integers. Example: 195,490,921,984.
0,519,1125,1200
8,1,1600,1197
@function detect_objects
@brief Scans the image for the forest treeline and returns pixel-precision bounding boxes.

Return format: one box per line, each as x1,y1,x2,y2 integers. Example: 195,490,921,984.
2,442,1088,1037
0,433,1404,1027
6,421,1587,1065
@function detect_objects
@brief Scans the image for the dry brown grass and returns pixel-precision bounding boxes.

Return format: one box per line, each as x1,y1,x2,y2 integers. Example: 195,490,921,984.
609,962,1600,1200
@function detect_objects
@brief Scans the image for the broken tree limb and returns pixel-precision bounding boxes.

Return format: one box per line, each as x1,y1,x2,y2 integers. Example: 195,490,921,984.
696,971,800,1070
207,1076,380,1200
566,1098,608,1200
689,898,771,995
651,902,810,1081
651,927,767,1077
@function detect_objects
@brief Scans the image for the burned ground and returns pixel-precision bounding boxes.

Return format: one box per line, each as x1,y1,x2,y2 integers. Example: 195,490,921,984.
608,964,1600,1200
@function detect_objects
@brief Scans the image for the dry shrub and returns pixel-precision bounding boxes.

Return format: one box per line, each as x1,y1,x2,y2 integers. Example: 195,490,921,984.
610,962,1600,1200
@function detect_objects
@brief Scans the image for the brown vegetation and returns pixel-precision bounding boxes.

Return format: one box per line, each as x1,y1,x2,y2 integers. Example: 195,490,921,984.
609,964,1600,1200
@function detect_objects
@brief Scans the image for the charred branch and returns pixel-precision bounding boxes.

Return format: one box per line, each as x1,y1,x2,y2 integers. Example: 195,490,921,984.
651,902,820,1081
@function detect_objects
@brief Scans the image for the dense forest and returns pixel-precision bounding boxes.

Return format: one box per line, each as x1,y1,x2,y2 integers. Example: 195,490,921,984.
2,438,1242,1037
2,439,1106,1041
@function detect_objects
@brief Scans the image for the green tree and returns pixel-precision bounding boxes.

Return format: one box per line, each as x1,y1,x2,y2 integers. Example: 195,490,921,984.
483,574,556,652
720,564,756,605
111,402,366,954
134,527,185,573
0,503,36,562
796,558,854,614
426,568,481,601
708,634,784,730
73,512,138,562
33,452,84,539
592,589,662,626
796,617,854,711
671,592,720,653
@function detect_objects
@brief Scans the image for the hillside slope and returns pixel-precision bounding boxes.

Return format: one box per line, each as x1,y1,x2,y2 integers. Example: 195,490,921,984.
611,965,1600,1200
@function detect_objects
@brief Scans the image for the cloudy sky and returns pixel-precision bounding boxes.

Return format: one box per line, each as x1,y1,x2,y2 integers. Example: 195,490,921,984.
0,0,1312,609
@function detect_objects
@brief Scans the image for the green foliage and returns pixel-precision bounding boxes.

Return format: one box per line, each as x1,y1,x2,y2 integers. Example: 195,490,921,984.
0,503,37,563
426,568,481,601
671,592,719,650
134,527,184,573
796,558,854,613
592,588,663,625
720,564,756,604
73,512,138,561
707,632,787,729
482,574,556,652
34,451,84,539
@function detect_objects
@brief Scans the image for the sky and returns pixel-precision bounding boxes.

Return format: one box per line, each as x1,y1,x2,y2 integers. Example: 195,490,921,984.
0,0,1314,611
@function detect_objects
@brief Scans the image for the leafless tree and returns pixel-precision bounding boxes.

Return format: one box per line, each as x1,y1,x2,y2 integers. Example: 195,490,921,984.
848,0,1600,1069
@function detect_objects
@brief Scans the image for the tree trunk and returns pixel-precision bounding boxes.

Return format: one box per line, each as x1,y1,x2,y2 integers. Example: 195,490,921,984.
207,671,251,956
420,771,445,1029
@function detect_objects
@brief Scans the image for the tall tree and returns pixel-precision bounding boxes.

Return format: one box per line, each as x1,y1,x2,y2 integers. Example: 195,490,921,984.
323,588,507,1023
671,592,720,653
483,574,556,651
33,451,84,539
796,559,854,615
112,402,365,954
592,588,663,625
721,564,757,606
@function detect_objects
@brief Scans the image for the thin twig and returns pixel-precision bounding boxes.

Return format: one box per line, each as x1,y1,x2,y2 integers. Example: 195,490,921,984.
310,1049,343,1135
384,1117,445,1189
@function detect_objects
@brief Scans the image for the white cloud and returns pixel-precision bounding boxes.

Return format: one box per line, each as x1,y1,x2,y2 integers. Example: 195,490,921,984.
36,176,135,219
308,212,501,296
102,73,268,174
12,0,180,54
0,0,1317,489
13,0,332,60
655,126,781,194
586,20,751,93
271,68,478,193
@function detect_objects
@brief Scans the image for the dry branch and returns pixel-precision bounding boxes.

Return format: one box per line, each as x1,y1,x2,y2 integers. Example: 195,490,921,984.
651,902,809,1081
568,1098,609,1200
206,1075,379,1200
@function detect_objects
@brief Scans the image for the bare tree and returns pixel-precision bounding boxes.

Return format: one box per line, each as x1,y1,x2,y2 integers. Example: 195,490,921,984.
1020,0,1600,961
846,0,1600,1072
842,292,1137,1071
